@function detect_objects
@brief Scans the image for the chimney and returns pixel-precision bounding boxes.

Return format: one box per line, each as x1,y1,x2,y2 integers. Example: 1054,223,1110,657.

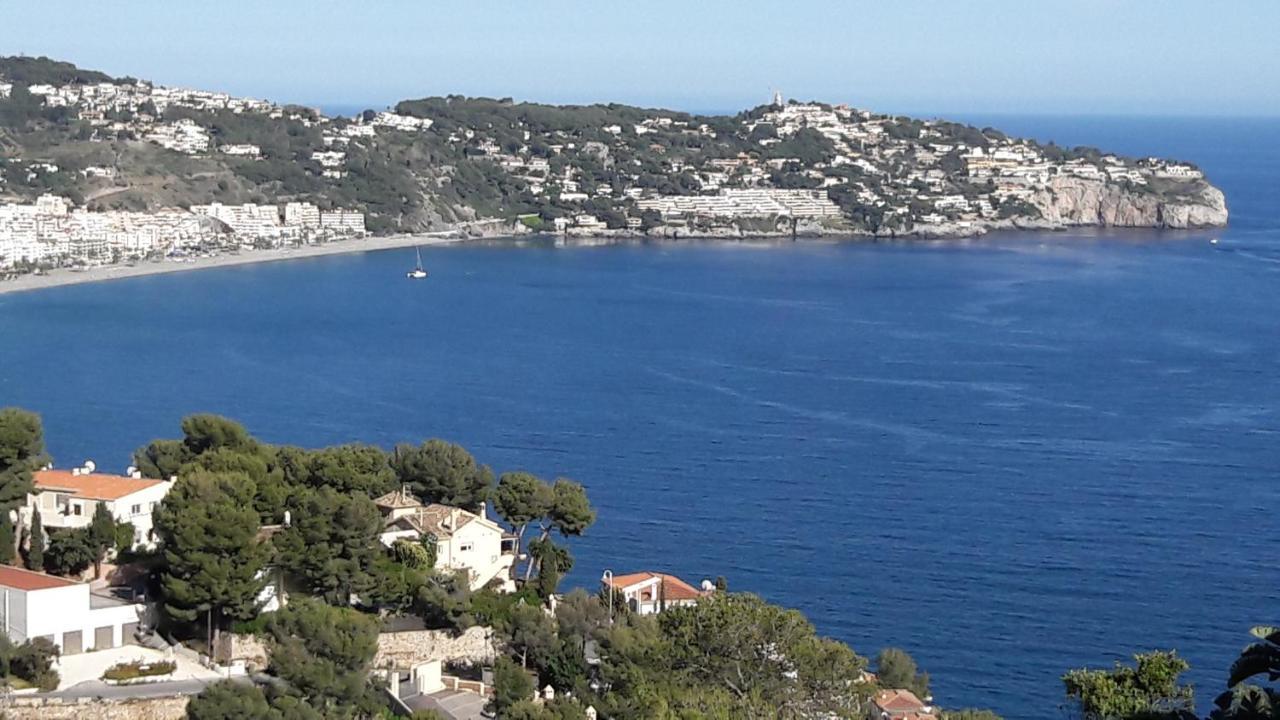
131,471,142,479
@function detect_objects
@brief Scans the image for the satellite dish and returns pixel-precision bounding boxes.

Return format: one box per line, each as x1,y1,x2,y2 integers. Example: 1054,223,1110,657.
83,460,96,473
701,579,716,592
126,466,138,476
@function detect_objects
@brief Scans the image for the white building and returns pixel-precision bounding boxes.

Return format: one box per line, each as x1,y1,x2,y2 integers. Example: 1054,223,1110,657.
144,119,210,154
191,202,282,241
220,143,261,158
319,209,366,234
311,150,346,168
602,572,712,616
573,214,607,230
0,566,143,655
283,202,321,228
374,488,517,592
371,112,433,132
28,468,174,549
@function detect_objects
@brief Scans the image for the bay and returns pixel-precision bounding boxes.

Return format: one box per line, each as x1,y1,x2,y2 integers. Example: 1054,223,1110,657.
0,116,1277,718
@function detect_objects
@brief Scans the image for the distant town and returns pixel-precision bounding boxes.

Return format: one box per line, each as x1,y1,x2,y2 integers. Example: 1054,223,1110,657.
0,56,1226,276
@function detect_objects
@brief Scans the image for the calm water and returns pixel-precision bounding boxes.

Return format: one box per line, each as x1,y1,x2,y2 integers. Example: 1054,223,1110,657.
1,117,1278,717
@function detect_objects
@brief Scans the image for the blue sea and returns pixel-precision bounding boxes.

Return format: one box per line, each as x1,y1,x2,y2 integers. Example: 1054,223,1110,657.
1,116,1277,718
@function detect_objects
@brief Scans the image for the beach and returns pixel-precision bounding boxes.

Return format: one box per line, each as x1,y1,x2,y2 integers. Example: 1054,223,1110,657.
0,233,469,296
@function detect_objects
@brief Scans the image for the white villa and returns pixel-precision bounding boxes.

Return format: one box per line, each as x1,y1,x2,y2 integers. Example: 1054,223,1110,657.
602,571,713,615
375,488,518,592
0,566,143,654
27,466,174,549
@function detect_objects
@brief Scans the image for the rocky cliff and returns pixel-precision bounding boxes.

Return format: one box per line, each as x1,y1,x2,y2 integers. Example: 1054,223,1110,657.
1029,176,1228,229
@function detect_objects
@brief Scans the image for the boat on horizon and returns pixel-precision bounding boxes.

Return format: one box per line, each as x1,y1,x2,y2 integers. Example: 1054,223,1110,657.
407,246,428,279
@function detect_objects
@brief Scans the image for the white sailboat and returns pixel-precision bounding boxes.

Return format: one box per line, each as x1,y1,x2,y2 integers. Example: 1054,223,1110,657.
406,246,428,279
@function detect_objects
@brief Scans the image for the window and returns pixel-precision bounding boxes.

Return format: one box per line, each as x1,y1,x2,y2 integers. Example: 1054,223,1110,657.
73,504,82,516
131,504,141,515
459,543,474,552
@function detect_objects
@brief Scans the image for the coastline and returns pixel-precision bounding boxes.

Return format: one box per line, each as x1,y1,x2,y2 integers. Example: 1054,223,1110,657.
0,233,468,296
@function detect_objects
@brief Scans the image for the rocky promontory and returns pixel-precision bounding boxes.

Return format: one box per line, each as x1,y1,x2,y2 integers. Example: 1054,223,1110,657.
1029,176,1228,229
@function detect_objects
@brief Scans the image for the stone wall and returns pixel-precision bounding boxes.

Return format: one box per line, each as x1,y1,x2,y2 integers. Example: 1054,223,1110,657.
219,632,270,671
374,625,496,669
7,695,188,720
221,624,497,671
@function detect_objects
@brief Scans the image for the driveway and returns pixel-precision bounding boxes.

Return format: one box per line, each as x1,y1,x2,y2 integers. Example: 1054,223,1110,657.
54,646,223,692
47,677,219,701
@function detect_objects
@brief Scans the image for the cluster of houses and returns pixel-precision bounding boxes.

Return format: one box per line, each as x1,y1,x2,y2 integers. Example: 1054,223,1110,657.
635,188,842,220
0,460,950,720
2,466,171,655
0,194,366,270
449,90,1208,234
1,69,1213,248
0,462,708,657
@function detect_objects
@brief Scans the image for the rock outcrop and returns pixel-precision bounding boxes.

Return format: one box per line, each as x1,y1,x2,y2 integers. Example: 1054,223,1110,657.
1028,176,1228,229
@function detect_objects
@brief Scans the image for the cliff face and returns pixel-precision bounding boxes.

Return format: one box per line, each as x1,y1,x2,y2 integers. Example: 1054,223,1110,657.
1028,177,1228,229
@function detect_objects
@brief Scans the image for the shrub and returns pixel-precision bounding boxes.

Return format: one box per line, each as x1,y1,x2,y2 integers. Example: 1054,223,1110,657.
102,660,176,681
9,637,58,687
35,670,59,692
230,611,275,636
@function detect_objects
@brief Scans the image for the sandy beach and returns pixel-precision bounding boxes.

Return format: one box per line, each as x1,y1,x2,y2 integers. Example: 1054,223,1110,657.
0,233,471,296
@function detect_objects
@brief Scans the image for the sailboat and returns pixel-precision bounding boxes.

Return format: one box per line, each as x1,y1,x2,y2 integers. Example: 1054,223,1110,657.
406,246,428,279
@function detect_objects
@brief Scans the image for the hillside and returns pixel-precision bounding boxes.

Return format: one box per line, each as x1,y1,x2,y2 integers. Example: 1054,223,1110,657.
0,55,1227,239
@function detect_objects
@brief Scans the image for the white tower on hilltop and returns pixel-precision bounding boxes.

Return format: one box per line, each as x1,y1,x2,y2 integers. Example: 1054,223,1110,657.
772,89,784,108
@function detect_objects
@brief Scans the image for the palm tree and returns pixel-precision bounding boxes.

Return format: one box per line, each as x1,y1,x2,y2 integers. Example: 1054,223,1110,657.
1212,626,1280,720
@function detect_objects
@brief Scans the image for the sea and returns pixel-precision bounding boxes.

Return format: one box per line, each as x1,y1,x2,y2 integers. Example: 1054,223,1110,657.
1,115,1277,718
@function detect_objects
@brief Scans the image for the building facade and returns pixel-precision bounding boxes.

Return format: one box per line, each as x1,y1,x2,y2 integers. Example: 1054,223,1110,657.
375,488,517,592
28,468,174,549
602,572,712,615
0,566,142,654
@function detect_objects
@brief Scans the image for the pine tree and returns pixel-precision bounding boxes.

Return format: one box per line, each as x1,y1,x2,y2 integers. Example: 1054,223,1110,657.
87,502,116,578
0,513,13,565
0,408,48,516
153,469,268,647
25,507,43,571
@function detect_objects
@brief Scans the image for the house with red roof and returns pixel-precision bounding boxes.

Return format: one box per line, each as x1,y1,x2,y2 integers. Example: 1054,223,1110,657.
871,688,935,719
25,464,174,549
0,565,143,655
602,571,713,615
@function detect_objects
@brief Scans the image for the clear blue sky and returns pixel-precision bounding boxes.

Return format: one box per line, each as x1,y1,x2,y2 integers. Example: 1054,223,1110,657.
2,0,1276,116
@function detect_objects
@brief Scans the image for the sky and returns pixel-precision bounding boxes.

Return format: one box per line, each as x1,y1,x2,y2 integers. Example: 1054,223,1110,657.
1,1,1277,117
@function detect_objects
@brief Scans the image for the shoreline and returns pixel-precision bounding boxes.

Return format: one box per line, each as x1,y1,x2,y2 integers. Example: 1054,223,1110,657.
0,233,468,296
0,223,1219,297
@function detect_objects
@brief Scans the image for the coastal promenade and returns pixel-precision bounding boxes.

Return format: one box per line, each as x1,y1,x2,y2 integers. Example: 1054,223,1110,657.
0,233,467,296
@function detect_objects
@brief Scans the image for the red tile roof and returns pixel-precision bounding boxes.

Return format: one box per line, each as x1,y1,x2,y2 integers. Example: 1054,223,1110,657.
0,564,81,591
605,572,709,602
374,486,421,510
34,469,167,501
873,689,928,716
